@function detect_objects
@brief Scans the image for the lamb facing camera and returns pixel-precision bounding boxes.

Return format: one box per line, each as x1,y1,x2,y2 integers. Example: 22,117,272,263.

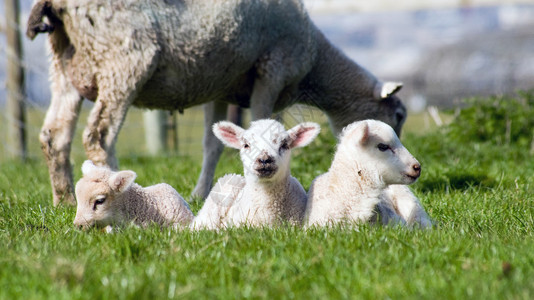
191,119,320,230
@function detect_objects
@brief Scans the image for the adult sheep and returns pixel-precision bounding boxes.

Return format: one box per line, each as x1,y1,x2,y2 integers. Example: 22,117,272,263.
27,0,406,206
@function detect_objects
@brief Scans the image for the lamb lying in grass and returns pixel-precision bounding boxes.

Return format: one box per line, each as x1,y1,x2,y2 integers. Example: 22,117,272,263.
191,119,320,230
305,120,431,228
73,161,194,229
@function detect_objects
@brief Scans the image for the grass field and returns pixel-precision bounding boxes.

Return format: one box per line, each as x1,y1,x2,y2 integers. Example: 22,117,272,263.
1,96,534,299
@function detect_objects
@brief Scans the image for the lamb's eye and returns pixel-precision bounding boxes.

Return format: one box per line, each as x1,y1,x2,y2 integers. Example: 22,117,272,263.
243,143,250,149
377,143,390,152
93,197,106,211
280,141,289,151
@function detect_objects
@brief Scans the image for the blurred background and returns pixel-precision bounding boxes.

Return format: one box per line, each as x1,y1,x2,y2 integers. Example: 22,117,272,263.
1,0,534,161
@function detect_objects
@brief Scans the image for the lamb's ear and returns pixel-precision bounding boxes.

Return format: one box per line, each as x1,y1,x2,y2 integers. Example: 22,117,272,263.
213,121,245,149
108,171,137,193
287,122,321,149
352,121,370,145
81,160,97,175
373,82,403,99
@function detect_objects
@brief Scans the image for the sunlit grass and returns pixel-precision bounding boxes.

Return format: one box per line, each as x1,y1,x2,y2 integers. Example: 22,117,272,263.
1,100,533,298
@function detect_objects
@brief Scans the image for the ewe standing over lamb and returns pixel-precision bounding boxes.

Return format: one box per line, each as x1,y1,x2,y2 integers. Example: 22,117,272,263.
27,0,406,206
305,120,431,228
191,119,320,230
73,161,193,229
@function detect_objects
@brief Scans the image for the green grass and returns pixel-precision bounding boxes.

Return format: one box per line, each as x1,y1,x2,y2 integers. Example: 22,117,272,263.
1,102,534,299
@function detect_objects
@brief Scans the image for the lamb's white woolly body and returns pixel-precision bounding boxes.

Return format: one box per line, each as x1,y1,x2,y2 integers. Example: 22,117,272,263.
73,161,193,229
192,120,320,230
28,0,406,206
305,120,431,228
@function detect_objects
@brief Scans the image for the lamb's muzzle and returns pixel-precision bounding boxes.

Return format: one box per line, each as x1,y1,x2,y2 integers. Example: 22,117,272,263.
403,163,421,182
254,152,277,178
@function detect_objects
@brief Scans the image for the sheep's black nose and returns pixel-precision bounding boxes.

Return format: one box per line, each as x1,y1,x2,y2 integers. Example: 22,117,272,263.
258,157,274,165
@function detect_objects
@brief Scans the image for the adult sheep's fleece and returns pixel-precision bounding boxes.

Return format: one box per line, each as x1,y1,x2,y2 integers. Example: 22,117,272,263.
27,0,406,206
74,161,193,229
305,120,432,228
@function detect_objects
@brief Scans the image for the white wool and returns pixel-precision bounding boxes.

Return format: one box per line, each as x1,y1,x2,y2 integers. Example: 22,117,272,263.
305,120,431,228
381,185,432,229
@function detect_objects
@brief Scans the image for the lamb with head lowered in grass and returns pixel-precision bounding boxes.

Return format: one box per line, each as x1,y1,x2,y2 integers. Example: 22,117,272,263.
191,119,320,230
73,161,194,229
305,120,431,228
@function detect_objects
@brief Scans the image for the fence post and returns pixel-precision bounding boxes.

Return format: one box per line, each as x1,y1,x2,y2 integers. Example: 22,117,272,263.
5,0,27,160
143,110,168,155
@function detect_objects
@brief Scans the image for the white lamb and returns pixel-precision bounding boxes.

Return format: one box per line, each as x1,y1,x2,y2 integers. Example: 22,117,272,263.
305,120,432,228
73,161,194,229
191,119,320,230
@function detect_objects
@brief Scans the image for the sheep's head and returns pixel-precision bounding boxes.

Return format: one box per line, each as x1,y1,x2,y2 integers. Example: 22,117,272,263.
339,119,420,187
213,119,320,182
73,160,137,229
328,82,406,137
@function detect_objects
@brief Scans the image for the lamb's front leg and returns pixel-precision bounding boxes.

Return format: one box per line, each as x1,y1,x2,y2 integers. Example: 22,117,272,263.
40,68,83,206
192,101,228,199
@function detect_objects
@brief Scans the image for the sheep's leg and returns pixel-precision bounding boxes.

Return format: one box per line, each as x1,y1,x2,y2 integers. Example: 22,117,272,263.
40,70,83,206
249,46,305,120
82,43,159,169
82,92,135,170
192,101,228,199
249,76,278,120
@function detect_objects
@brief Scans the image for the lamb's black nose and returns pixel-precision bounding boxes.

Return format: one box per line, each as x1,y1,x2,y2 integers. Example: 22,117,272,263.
412,163,421,176
258,157,274,165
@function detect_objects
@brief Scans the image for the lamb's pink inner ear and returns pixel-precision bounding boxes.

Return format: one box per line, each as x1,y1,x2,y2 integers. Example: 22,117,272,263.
358,123,370,145
289,123,320,148
213,122,243,149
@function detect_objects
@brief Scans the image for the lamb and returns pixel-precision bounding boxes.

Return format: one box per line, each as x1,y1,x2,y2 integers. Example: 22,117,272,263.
73,160,194,229
27,0,406,206
305,120,432,228
191,119,320,230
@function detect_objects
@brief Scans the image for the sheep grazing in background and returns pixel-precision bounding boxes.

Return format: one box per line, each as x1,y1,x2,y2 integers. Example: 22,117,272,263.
191,119,320,230
305,120,432,228
27,0,406,206
73,161,194,229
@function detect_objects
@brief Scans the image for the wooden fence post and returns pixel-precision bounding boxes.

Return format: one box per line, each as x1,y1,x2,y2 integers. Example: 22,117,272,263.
5,0,27,160
143,110,168,155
